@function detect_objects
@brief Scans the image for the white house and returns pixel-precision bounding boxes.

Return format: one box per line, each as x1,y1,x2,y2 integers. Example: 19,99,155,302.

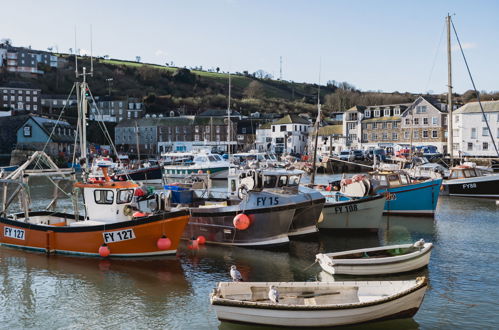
316,125,345,157
268,115,311,155
255,122,272,152
453,100,499,157
342,106,366,150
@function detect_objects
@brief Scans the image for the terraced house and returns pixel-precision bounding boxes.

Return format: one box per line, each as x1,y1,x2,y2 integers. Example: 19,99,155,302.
400,96,449,153
361,103,410,150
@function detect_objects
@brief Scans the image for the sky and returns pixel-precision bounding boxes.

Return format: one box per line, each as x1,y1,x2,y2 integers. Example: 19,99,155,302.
1,0,498,94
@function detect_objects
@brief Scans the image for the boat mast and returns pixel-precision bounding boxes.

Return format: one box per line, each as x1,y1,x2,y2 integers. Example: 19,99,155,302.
227,72,231,157
135,120,141,161
446,14,454,165
310,78,321,185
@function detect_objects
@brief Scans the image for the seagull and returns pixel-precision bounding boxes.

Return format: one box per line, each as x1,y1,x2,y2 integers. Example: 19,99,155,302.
230,265,243,281
268,285,279,303
413,238,425,249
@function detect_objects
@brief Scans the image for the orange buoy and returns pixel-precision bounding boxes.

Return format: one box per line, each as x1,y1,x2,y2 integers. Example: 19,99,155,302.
196,235,206,245
99,244,110,257
233,213,251,230
198,170,203,174
157,235,172,250
133,211,146,218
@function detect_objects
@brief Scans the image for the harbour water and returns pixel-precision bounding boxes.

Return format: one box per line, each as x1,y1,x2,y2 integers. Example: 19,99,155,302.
0,175,498,329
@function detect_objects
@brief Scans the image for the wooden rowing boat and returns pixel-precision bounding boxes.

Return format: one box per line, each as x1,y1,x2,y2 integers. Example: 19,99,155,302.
210,277,428,327
316,240,433,275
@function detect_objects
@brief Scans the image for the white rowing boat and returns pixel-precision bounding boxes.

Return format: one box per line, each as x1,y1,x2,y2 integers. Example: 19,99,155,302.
316,240,433,275
210,278,428,327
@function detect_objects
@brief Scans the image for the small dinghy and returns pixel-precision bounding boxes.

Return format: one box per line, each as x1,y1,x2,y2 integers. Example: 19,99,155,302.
210,277,428,327
316,240,432,275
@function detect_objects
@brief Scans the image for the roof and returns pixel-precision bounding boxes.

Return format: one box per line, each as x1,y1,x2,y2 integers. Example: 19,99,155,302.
198,109,241,117
363,116,401,122
317,125,343,136
116,117,194,127
346,105,367,113
272,114,310,125
26,116,74,143
402,96,446,116
454,100,499,114
258,122,272,129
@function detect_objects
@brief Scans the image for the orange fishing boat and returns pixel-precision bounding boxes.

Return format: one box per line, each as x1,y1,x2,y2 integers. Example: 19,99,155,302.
0,69,189,257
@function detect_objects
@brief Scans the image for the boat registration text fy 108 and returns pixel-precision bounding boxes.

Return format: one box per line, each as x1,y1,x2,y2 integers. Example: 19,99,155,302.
4,227,25,240
103,229,136,244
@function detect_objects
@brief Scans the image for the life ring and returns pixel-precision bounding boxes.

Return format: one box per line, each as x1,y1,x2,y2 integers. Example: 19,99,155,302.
237,184,249,199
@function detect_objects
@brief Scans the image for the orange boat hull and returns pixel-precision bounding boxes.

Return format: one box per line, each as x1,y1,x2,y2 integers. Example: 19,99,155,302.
0,211,189,257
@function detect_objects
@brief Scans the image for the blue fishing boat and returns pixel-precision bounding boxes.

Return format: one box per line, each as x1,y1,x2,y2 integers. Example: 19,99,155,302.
369,171,442,216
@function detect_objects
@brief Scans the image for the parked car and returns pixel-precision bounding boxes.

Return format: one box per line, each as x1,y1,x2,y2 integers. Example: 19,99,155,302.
352,150,365,161
366,148,387,162
339,150,353,161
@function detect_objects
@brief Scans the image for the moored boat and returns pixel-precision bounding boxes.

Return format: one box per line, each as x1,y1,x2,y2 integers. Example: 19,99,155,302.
441,163,499,198
316,240,433,275
162,150,230,179
210,277,428,327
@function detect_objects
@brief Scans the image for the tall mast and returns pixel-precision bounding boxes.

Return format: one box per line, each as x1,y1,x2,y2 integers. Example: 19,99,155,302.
446,14,454,165
310,62,321,185
227,72,231,156
135,121,141,161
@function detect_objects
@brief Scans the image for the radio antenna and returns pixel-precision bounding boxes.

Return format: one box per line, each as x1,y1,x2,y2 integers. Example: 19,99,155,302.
90,24,94,76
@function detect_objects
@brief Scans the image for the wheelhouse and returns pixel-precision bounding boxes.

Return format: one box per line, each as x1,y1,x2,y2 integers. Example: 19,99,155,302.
371,171,412,187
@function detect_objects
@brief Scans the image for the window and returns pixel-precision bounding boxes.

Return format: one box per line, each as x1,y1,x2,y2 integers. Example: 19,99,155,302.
467,143,473,151
194,134,199,141
280,125,286,132
481,114,489,122
405,118,411,125
263,175,277,188
432,130,438,138
483,142,489,151
414,131,419,139
374,110,380,117
471,128,477,139
384,109,390,116
394,108,400,116
423,130,429,138
94,190,114,204
482,127,489,136
242,127,247,134
372,122,378,129
413,118,419,125
423,117,428,125
23,125,32,137
432,117,438,125
2,95,6,101
364,110,371,118
272,126,275,132
382,122,387,129
404,131,410,139
416,106,427,113
387,122,392,129
382,132,388,140
117,189,134,204
363,133,368,141
288,175,300,186
277,176,287,187
392,132,398,140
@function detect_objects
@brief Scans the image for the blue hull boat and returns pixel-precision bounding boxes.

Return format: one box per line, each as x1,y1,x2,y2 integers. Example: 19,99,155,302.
371,172,442,216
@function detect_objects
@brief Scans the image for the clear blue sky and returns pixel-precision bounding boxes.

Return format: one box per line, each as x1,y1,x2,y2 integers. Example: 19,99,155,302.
2,0,498,94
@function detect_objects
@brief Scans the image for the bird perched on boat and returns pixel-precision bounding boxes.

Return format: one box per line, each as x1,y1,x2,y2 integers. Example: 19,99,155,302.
268,285,279,303
413,239,425,249
230,265,243,281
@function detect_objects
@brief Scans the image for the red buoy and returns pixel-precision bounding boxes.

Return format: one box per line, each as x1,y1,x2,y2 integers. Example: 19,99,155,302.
99,244,110,257
157,236,172,250
197,170,203,174
196,235,206,245
134,189,145,197
233,214,251,230
133,211,147,218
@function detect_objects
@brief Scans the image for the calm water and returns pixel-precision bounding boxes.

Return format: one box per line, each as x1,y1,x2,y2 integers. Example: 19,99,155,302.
1,175,498,329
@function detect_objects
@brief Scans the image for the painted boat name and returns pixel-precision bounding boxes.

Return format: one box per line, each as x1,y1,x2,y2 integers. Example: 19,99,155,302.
335,204,358,214
4,227,25,240
103,229,136,243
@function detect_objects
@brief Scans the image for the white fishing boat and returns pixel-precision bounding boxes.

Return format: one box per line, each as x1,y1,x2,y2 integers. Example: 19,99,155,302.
316,240,433,275
210,277,428,327
162,150,230,179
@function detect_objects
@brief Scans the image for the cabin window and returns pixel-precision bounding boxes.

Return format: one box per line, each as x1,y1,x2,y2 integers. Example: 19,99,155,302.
449,170,462,179
400,175,409,185
208,155,218,162
278,176,288,187
463,169,475,178
263,175,277,188
94,190,114,204
117,189,134,204
288,175,300,186
387,175,400,186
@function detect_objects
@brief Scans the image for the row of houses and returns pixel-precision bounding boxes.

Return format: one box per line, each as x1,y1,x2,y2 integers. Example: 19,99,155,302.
255,96,499,158
0,42,65,75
